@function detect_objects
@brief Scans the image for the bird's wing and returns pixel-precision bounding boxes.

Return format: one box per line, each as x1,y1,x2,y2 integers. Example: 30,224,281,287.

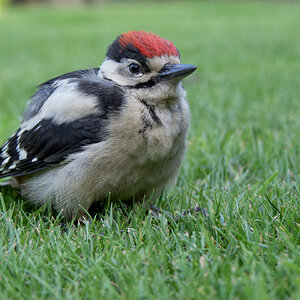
0,68,125,178
22,68,100,121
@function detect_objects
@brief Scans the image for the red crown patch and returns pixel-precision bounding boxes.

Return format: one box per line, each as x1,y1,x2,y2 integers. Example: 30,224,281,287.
119,31,179,59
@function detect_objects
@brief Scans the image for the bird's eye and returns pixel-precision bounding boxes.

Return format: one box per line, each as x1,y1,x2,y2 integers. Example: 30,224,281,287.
128,63,142,75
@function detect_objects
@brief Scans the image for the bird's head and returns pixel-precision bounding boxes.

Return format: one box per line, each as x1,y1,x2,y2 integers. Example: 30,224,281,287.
99,31,196,104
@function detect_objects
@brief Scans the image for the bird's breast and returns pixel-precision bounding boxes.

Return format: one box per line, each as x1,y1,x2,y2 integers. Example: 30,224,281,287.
67,94,190,201
108,95,190,163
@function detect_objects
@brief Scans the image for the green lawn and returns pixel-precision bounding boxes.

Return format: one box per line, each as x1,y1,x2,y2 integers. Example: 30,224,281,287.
0,1,300,299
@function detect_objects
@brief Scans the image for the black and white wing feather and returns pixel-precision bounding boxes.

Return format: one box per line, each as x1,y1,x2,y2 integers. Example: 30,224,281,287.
0,68,124,178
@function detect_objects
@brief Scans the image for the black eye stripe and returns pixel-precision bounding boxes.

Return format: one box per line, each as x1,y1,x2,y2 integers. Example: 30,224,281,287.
128,76,159,89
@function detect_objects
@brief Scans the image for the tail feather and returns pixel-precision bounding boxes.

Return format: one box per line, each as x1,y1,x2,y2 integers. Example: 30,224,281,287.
0,178,21,189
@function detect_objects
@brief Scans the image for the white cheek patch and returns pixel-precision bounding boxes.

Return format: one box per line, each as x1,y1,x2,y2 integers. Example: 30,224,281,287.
100,60,135,86
99,56,181,91
100,59,154,87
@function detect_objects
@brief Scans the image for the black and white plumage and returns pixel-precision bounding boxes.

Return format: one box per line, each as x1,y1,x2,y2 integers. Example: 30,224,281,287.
0,31,196,219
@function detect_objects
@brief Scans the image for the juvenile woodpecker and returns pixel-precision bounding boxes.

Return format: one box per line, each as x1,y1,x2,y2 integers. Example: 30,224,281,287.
0,31,196,219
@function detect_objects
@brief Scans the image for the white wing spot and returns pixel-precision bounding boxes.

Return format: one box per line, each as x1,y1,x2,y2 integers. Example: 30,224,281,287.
19,149,28,160
1,143,9,159
9,162,18,170
2,157,9,165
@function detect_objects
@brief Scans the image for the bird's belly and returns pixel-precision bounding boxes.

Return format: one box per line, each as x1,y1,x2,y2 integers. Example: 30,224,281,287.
20,110,187,218
71,124,186,202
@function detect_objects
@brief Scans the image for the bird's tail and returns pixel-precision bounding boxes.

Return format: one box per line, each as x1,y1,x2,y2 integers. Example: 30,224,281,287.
0,178,21,189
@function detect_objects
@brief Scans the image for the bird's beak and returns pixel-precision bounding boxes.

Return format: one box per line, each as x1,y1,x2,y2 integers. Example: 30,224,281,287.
157,64,197,82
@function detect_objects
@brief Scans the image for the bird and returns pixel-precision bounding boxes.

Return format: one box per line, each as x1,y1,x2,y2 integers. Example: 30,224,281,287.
0,30,197,220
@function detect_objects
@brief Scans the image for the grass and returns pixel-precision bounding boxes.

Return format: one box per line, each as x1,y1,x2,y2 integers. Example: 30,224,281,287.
0,1,300,299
